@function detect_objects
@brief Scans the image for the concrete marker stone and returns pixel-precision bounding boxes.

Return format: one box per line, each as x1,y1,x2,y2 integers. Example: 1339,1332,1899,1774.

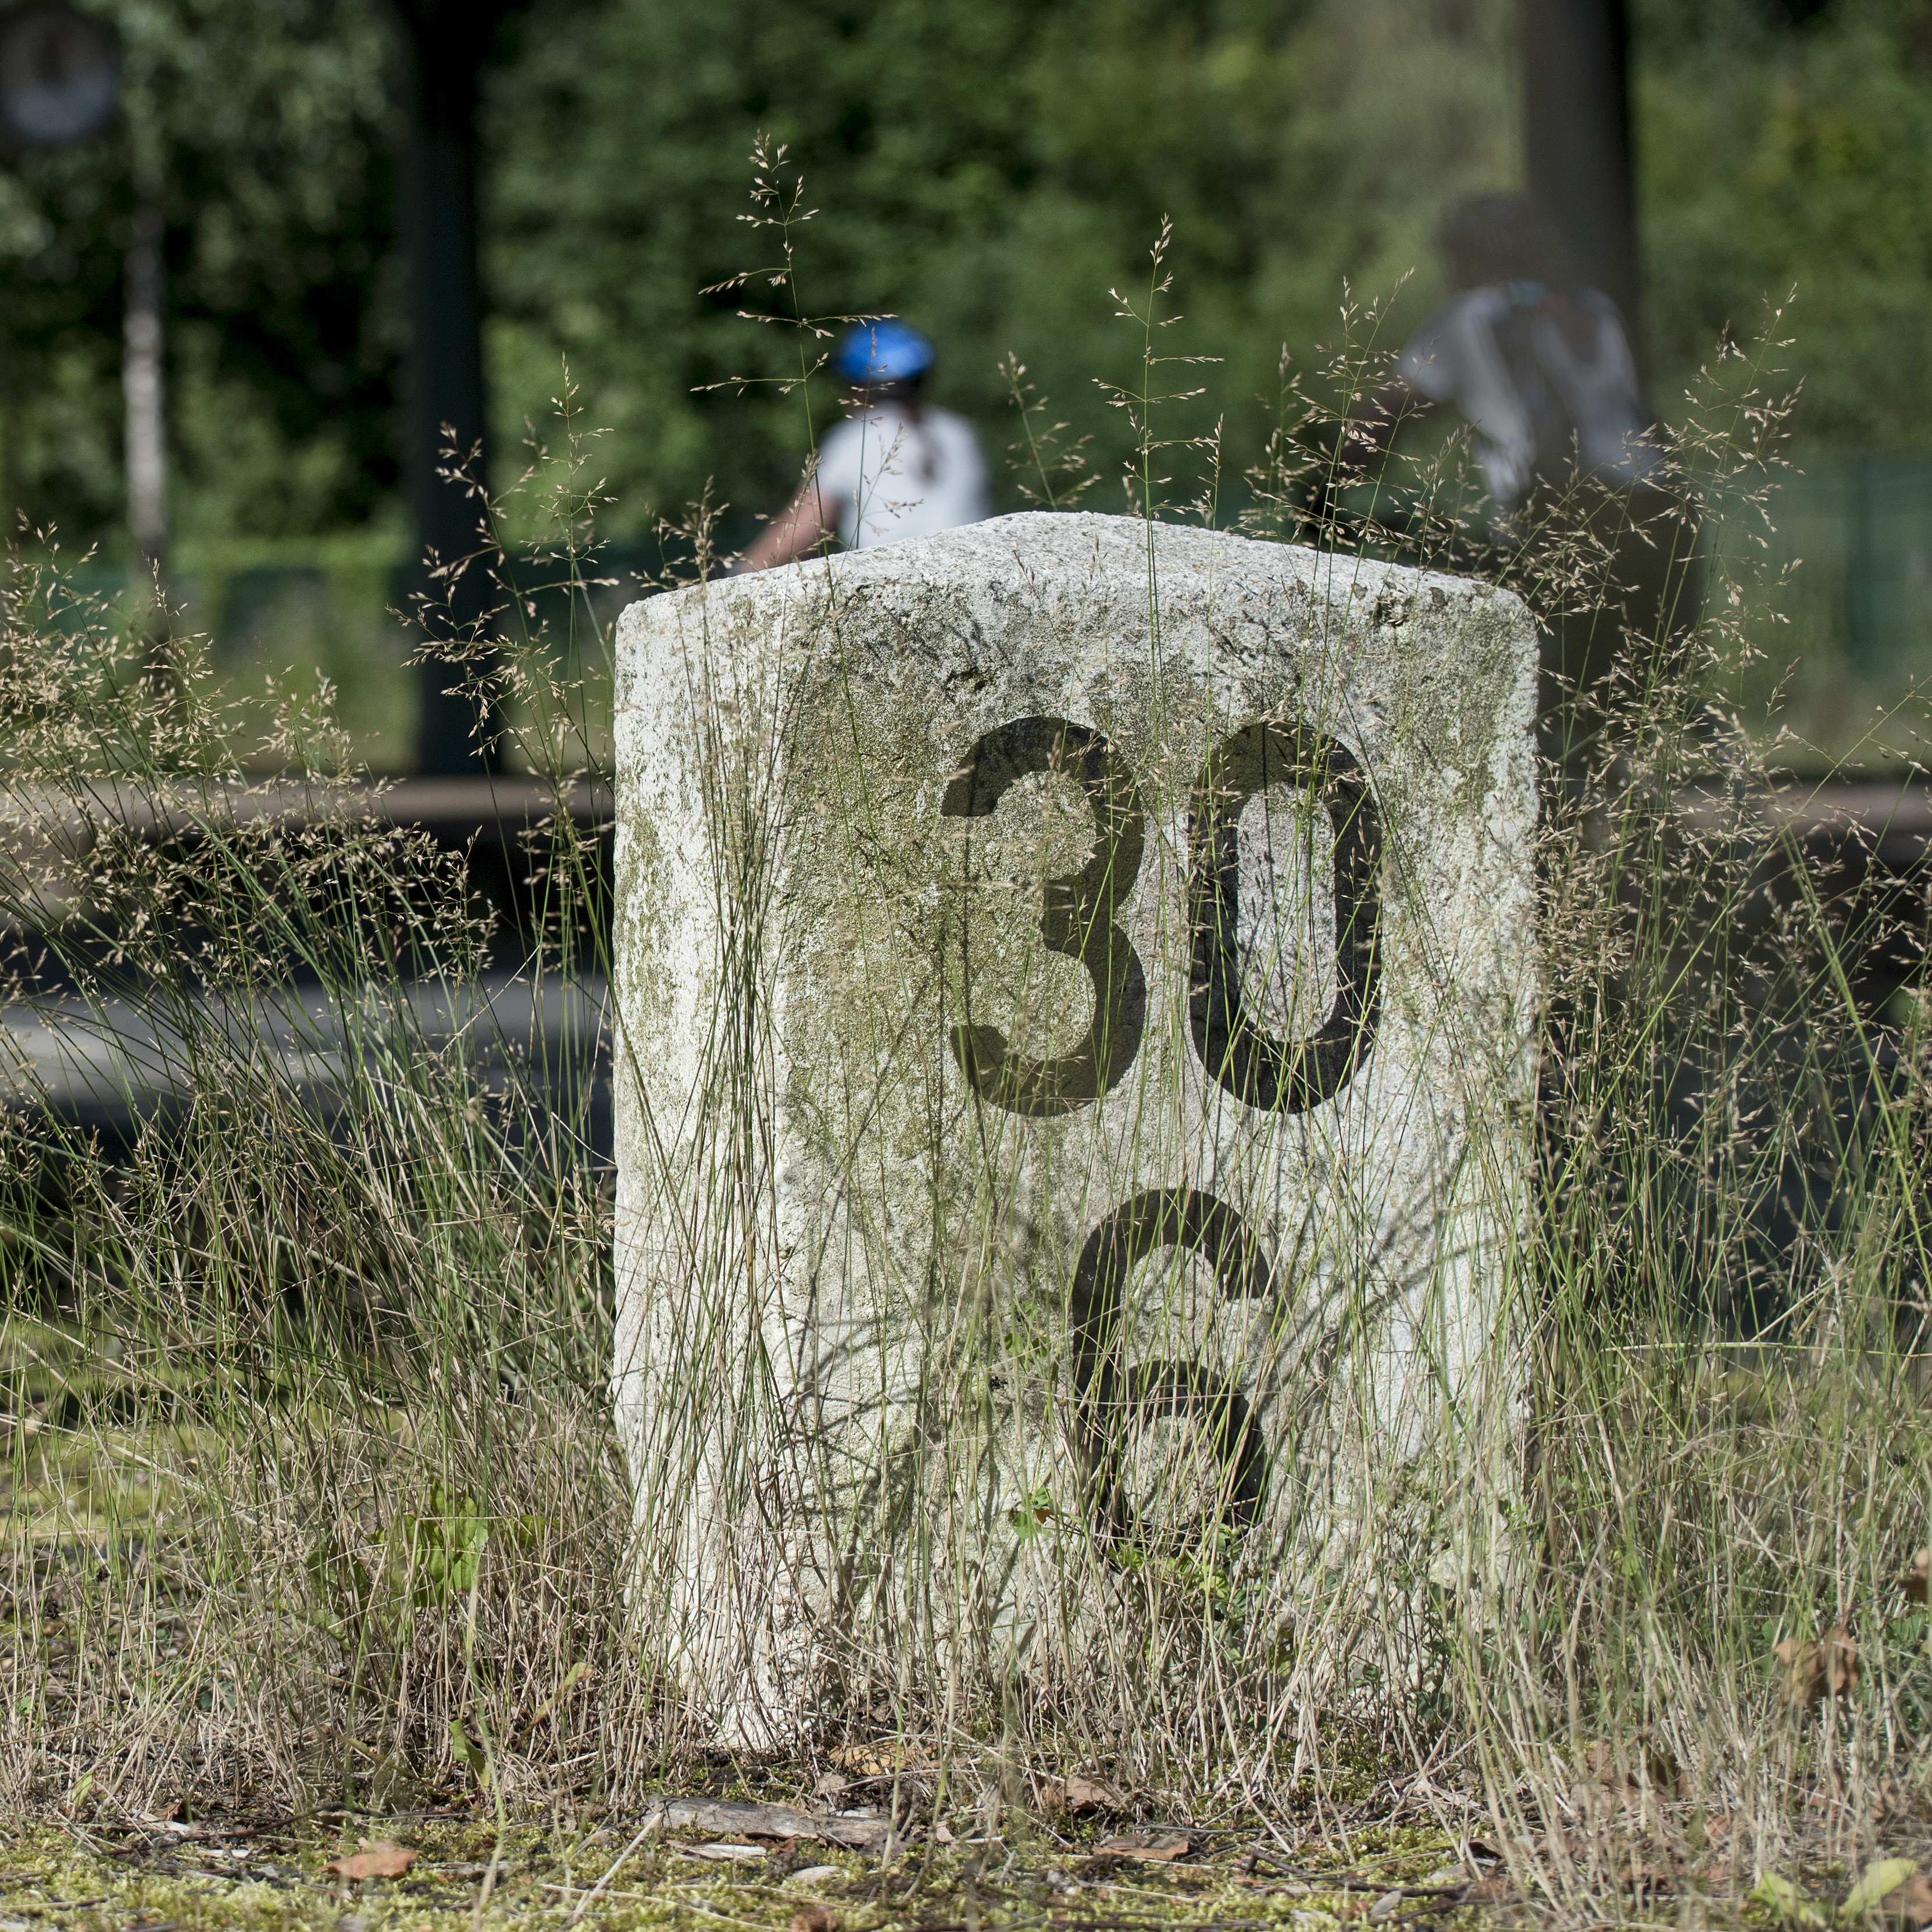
612,510,1538,1745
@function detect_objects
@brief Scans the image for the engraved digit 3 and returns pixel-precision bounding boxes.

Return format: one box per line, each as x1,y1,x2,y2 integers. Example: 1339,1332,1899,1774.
942,715,1147,1117
1067,1188,1271,1548
1189,721,1383,1112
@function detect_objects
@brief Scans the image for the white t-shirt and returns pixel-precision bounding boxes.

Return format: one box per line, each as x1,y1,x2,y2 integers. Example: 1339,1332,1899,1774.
811,402,991,549
1398,283,1660,512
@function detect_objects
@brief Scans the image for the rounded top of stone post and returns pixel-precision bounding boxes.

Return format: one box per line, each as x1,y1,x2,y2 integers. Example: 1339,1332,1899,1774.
632,511,1513,631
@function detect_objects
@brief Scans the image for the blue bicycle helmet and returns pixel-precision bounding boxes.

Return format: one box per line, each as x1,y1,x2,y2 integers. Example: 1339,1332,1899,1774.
831,318,935,385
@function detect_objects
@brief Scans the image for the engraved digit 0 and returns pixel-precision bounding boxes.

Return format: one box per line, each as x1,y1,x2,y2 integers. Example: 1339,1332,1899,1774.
942,715,1147,1117
1188,720,1383,1112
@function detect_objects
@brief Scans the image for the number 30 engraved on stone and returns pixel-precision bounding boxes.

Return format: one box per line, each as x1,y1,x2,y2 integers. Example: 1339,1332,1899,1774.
942,711,1383,1108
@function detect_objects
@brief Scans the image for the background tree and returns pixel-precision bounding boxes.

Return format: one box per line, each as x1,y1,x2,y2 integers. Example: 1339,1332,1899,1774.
0,0,394,551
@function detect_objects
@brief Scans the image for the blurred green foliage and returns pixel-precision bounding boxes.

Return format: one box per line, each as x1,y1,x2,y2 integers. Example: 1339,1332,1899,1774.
1638,0,1932,452
1,0,396,551
482,0,1517,542
0,0,1924,557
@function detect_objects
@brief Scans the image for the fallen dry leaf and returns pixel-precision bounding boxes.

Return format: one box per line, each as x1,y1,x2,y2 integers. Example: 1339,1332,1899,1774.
788,1910,840,1932
328,1841,418,1880
1583,1737,1679,1796
827,1742,926,1778
1042,1773,1127,1814
1094,1833,1191,1863
1624,1858,1674,1902
1902,1552,1929,1605
1776,1626,1860,1709
1883,1874,1932,1929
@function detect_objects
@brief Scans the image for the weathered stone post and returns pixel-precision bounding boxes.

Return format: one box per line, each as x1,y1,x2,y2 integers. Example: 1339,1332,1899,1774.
612,513,1537,1746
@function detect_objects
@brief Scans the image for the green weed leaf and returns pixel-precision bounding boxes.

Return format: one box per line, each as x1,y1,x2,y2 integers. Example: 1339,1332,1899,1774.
449,1717,491,1791
1752,1873,1828,1929
1005,1487,1056,1542
1840,1860,1920,1923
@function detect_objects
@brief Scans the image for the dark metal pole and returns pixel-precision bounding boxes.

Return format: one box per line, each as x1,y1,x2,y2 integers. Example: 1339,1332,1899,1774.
387,1,508,774
1522,0,1640,334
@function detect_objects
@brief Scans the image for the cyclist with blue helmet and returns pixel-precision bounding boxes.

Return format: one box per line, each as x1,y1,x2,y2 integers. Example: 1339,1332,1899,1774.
741,317,991,570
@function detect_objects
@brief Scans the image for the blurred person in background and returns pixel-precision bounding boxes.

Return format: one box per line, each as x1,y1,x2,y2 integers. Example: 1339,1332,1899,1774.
1371,192,1659,516
1338,193,1698,754
741,318,991,571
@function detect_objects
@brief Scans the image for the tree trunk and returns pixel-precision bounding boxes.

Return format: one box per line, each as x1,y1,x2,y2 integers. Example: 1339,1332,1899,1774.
124,198,166,569
1522,0,1640,340
387,1,512,774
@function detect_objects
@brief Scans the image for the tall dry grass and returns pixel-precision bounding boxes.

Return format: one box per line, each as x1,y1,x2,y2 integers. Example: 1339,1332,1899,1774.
0,153,1924,1922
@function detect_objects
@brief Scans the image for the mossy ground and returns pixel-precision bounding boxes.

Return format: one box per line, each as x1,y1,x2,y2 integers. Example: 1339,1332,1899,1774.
0,1813,1473,1932
0,1804,1815,1932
